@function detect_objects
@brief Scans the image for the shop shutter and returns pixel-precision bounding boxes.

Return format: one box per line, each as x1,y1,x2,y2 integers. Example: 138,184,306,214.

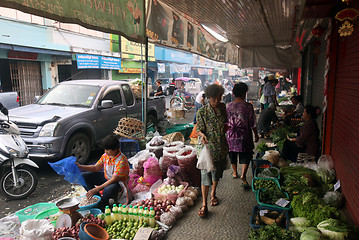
331,23,359,224
9,60,43,106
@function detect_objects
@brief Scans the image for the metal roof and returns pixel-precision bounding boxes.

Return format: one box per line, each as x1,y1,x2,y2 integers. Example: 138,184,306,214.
159,0,339,50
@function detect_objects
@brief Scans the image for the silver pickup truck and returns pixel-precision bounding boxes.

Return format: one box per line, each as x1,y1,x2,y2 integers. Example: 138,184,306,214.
3,80,166,163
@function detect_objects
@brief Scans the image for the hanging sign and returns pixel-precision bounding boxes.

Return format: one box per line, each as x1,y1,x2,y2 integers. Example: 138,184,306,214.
0,0,145,43
147,0,238,65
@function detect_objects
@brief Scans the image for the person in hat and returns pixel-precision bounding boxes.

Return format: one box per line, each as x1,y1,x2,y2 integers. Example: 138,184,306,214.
263,75,278,108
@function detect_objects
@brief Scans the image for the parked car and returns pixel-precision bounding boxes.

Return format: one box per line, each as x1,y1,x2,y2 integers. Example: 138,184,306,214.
0,91,19,109
2,80,166,164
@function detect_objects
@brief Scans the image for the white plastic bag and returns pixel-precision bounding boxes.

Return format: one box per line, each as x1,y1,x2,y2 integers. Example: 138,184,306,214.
196,145,215,173
20,219,54,240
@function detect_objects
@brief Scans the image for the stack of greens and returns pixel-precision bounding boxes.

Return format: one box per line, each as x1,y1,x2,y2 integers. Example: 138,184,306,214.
280,166,325,197
270,126,293,151
249,223,300,240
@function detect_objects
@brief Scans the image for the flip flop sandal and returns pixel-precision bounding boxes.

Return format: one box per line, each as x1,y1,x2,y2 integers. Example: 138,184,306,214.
210,196,219,206
198,206,208,217
231,173,239,179
241,178,250,188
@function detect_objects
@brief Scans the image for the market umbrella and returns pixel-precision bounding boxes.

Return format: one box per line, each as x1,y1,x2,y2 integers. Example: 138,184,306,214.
175,77,191,82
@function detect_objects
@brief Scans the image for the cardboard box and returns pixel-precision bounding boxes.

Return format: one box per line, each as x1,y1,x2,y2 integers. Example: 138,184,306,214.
167,108,185,119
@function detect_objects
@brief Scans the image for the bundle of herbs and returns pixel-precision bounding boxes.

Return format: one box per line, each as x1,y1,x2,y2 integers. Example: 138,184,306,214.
270,126,293,151
280,166,324,197
249,223,300,240
259,189,289,205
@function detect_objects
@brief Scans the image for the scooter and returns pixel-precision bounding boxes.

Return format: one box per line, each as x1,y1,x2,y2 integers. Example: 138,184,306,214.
0,103,39,200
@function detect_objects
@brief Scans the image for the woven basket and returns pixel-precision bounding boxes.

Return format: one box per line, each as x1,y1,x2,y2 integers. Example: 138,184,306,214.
162,132,185,143
114,117,145,139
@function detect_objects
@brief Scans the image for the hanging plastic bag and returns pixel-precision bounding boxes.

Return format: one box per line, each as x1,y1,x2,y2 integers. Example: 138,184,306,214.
48,156,87,187
196,145,215,173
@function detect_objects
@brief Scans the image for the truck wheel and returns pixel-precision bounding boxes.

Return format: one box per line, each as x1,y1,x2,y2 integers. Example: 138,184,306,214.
147,114,157,130
65,133,91,164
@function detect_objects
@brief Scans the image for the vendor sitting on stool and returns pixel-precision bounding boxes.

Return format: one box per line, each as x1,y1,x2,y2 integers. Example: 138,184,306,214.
76,135,129,209
282,105,320,162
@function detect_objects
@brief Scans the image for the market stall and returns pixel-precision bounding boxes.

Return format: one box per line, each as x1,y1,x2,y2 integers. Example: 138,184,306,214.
248,124,357,239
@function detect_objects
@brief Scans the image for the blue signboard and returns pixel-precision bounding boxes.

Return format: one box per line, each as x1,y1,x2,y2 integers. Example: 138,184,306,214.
76,54,100,69
155,46,192,64
100,56,121,70
76,54,121,70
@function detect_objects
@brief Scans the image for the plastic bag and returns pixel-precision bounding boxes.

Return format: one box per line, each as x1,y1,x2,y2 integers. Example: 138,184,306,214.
318,155,334,170
129,173,141,190
262,150,280,165
196,145,215,173
146,137,167,159
160,150,178,175
160,212,176,226
48,156,87,187
144,157,162,179
189,124,198,139
129,150,154,176
20,219,54,240
163,141,184,152
132,183,151,194
323,191,344,208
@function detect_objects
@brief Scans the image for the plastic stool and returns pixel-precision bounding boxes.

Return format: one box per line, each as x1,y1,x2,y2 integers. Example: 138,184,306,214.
119,137,139,159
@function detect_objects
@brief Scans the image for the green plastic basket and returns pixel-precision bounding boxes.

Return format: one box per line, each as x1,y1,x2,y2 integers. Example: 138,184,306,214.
255,188,292,210
35,208,60,226
254,167,280,180
165,124,194,140
15,202,57,223
251,177,281,192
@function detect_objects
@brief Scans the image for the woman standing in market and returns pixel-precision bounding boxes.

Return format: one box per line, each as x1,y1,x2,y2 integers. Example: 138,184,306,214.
282,105,320,161
227,83,259,188
76,135,130,209
196,84,229,217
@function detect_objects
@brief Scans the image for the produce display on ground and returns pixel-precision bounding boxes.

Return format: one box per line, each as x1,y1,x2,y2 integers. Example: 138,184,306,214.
4,133,359,240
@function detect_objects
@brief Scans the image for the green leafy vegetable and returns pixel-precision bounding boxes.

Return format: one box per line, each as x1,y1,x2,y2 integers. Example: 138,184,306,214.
256,142,269,153
249,223,300,240
317,219,349,240
300,227,322,240
291,192,338,226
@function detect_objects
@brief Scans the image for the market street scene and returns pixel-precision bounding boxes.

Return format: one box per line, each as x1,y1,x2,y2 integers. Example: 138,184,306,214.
0,0,359,239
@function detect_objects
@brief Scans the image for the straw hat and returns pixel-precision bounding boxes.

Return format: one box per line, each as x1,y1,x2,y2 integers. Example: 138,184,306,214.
268,74,275,80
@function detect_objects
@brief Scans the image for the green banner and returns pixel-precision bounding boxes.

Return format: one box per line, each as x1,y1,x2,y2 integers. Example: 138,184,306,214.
0,0,145,43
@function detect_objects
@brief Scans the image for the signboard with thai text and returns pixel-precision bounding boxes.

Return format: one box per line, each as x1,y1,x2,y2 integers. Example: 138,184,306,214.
0,0,145,43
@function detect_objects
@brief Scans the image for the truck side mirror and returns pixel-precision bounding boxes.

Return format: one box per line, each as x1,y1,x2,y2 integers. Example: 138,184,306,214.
99,100,114,109
1,107,8,116
34,96,40,103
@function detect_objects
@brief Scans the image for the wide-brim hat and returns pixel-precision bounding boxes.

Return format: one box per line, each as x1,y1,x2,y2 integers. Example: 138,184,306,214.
268,74,275,80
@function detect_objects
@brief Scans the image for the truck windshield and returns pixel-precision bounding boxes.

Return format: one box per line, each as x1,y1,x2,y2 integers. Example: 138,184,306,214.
37,84,100,107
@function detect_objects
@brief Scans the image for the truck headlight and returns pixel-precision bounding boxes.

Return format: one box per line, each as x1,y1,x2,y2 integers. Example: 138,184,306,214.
39,122,59,137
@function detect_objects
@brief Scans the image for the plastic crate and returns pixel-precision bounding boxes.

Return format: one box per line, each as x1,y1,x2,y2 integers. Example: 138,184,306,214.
250,205,290,230
252,177,281,192
254,167,280,180
251,159,272,177
119,137,140,159
15,202,57,223
35,208,60,226
152,182,188,202
255,188,292,210
165,124,194,140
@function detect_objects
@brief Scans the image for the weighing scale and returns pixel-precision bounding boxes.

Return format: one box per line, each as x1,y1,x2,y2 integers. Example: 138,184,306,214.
55,197,83,229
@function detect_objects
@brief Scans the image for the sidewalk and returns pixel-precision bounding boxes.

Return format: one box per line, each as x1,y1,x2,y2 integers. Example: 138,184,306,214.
164,164,258,240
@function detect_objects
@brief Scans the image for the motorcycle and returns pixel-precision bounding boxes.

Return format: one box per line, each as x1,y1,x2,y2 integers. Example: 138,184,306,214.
0,103,39,200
